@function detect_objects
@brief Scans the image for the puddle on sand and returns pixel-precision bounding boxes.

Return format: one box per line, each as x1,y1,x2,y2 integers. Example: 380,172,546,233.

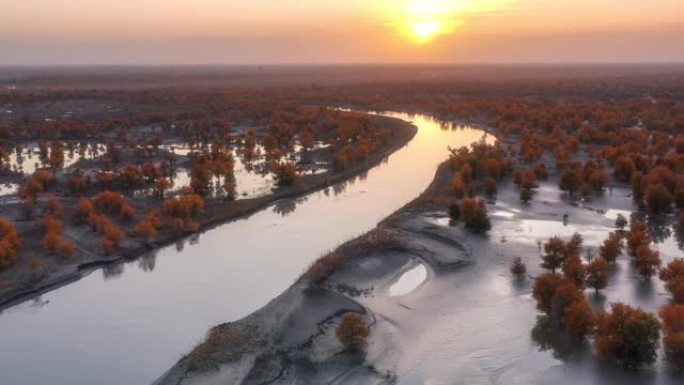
491,210,515,218
389,263,427,296
514,219,611,246
0,183,18,197
604,209,631,221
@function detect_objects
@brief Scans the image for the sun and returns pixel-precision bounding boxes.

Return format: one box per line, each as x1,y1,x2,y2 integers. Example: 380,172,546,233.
410,21,444,44
400,0,462,44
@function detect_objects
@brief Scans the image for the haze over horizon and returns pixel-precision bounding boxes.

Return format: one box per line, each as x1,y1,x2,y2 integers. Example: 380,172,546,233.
2,0,684,65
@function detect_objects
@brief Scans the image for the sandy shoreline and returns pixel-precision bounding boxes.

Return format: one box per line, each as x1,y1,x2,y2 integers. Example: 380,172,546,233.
0,114,417,311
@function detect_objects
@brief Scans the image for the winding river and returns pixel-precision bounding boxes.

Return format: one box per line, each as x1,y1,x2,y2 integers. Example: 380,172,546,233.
0,112,491,385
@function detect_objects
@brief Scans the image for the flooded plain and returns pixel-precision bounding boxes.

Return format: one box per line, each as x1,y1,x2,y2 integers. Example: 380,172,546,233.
382,179,683,385
1,112,680,385
0,112,491,385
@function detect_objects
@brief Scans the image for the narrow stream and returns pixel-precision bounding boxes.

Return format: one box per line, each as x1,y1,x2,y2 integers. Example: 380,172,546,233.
0,112,491,385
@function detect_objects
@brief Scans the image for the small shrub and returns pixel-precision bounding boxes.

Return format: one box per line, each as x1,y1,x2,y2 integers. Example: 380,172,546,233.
272,162,299,186
447,203,461,221
520,187,533,203
460,199,491,233
73,198,94,224
306,252,347,286
336,313,370,353
510,257,526,277
119,204,136,221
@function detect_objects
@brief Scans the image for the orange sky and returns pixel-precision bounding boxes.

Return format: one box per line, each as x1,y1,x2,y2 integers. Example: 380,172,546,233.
1,0,683,64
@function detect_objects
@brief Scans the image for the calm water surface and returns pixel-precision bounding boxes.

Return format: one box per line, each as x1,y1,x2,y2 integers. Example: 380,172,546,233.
0,112,491,385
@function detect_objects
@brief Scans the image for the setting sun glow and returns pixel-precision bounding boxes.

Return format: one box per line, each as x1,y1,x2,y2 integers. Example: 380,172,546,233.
410,21,443,42
1,0,683,64
398,0,464,44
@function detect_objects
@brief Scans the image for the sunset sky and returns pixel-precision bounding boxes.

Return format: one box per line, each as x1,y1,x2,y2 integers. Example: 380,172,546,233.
1,0,683,65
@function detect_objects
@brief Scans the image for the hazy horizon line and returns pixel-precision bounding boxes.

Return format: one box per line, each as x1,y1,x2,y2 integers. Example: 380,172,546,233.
2,61,684,69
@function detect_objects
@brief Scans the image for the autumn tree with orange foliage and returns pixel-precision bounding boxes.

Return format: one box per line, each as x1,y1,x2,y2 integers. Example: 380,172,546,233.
460,163,473,184
558,167,582,197
0,219,21,269
594,303,660,370
87,212,111,233
585,257,609,294
67,170,91,194
645,184,674,214
164,193,204,220
448,140,511,201
514,168,538,203
659,304,684,370
562,255,586,288
44,196,63,217
659,258,684,303
94,190,127,215
613,156,636,183
101,225,124,254
532,273,580,318
540,234,582,274
451,174,465,198
27,258,43,279
73,198,94,224
627,220,651,257
635,244,661,279
42,215,75,259
272,161,299,187
119,204,136,221
190,156,215,195
458,198,491,233
133,212,161,240
18,170,57,219
599,231,623,264
562,299,595,339
153,177,173,199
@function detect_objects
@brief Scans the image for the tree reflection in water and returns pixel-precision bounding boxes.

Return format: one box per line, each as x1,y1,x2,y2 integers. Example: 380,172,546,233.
102,263,124,281
188,233,201,246
647,215,672,244
531,315,589,362
587,291,607,312
635,278,656,302
272,196,308,217
175,238,185,252
138,250,158,273
29,296,49,308
673,224,684,251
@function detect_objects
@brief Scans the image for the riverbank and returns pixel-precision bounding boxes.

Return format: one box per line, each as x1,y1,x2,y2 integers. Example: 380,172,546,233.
0,114,417,310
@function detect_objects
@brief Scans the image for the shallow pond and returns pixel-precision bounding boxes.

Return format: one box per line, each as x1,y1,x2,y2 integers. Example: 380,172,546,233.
0,112,492,385
163,142,327,200
389,263,427,297
5,143,103,175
